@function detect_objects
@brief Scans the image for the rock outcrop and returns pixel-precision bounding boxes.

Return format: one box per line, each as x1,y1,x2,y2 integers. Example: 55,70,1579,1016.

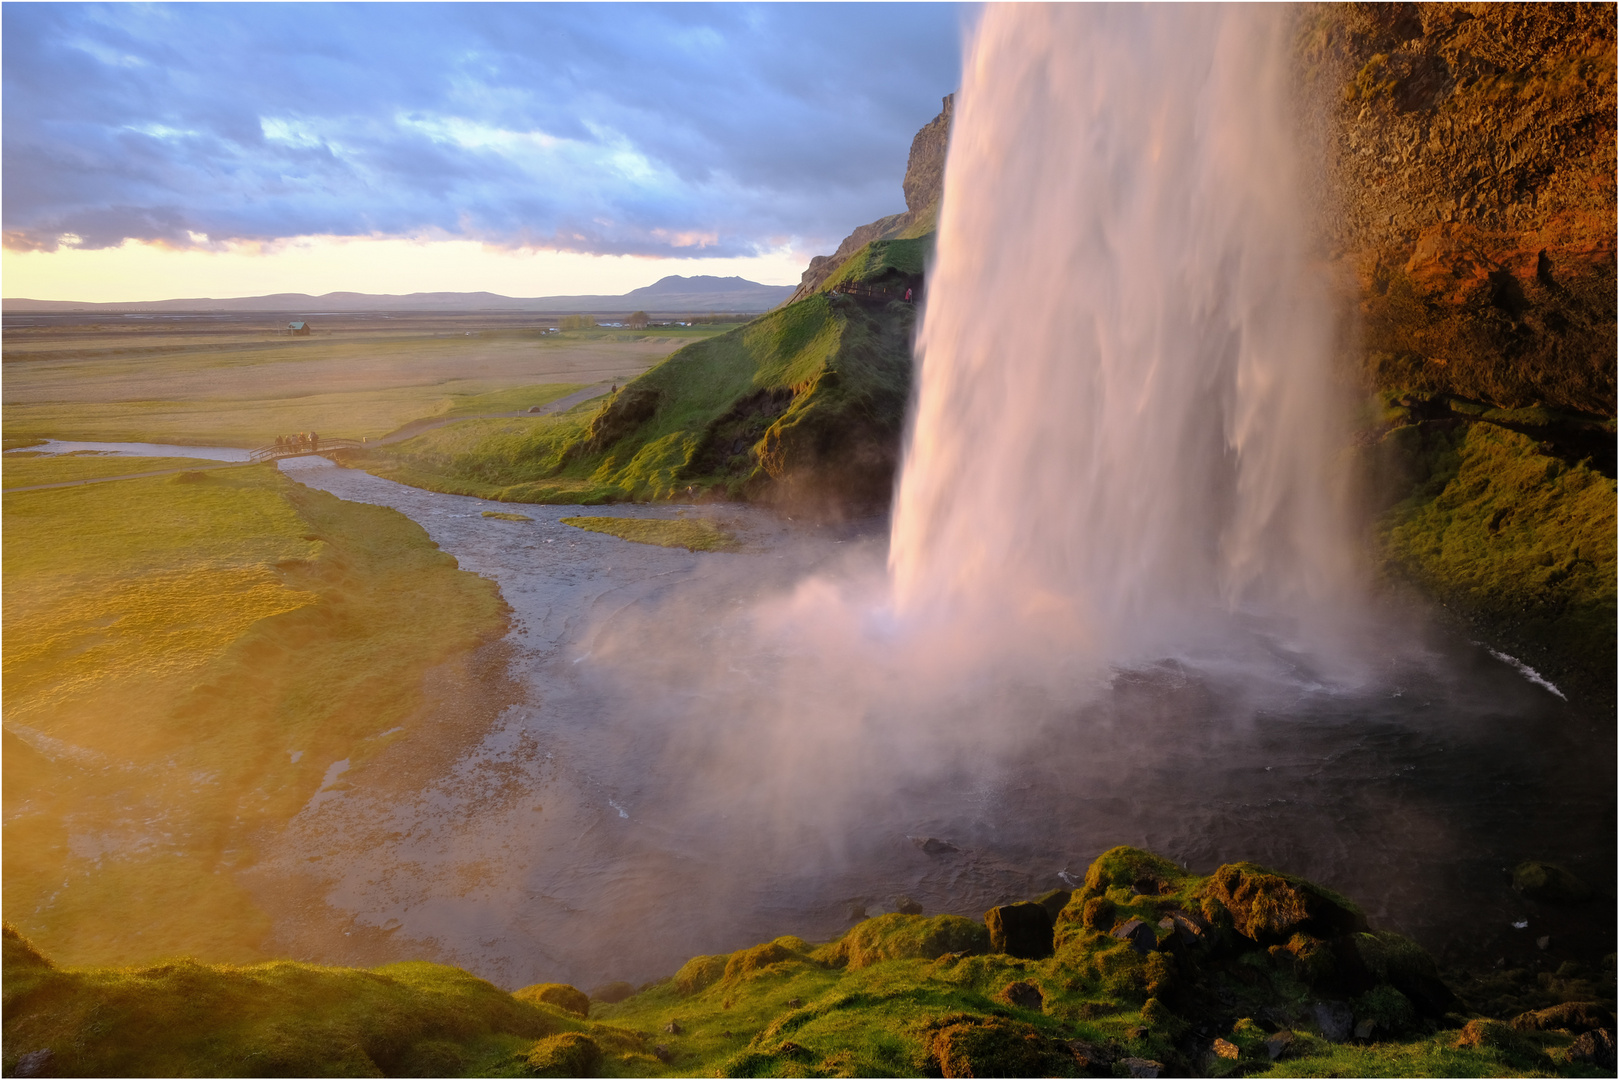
1311,3,1616,416
786,94,953,304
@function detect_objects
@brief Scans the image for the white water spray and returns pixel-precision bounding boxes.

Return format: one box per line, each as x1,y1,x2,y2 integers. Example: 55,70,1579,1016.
891,5,1355,663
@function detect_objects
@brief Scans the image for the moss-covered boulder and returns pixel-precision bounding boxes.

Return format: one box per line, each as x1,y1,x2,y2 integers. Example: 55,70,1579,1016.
524,1031,602,1077
815,913,988,970
1512,861,1595,903
1199,862,1366,942
513,982,590,1017
672,954,728,996
1078,846,1192,901
918,1013,1081,1079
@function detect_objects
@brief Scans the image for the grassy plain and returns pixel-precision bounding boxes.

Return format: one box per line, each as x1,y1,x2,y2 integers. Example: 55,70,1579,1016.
3,461,507,967
2,452,239,488
2,313,736,447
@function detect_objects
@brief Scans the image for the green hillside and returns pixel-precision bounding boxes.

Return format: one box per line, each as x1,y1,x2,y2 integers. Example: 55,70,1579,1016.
357,245,922,516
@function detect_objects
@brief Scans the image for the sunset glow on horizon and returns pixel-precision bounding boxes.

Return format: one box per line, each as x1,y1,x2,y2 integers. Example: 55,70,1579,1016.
3,3,970,304
2,235,810,304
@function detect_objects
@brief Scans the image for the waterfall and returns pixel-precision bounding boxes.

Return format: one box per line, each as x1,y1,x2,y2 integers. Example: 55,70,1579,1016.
889,4,1355,663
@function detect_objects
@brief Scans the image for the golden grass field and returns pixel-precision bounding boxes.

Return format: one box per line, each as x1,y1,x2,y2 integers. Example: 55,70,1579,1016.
3,463,511,966
2,314,736,446
0,313,744,966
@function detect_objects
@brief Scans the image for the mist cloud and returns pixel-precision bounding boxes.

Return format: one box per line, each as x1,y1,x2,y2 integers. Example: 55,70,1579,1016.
2,3,967,256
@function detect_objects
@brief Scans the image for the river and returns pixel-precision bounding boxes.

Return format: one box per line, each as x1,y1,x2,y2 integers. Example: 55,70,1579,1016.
10,444,1613,991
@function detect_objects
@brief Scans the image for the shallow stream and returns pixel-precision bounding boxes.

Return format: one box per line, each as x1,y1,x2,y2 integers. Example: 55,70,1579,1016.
266,456,1613,991
13,443,1610,990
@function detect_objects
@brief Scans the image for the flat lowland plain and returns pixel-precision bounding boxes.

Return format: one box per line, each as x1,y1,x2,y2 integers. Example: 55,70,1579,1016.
2,311,738,447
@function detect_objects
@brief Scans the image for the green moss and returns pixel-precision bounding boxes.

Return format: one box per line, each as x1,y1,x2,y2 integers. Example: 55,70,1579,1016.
1376,422,1616,700
481,510,533,522
514,983,591,1018
816,236,933,294
2,924,555,1077
525,1031,602,1076
815,914,989,970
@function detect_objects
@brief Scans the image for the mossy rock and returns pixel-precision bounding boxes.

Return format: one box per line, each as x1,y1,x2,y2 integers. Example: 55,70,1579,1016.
1353,984,1418,1036
1512,860,1594,903
1511,1000,1615,1033
1079,847,1190,901
723,939,812,985
919,1014,1080,1078
513,982,590,1017
673,954,727,995
1452,1018,1542,1067
1354,931,1457,1017
1200,862,1365,942
525,1031,602,1077
815,913,988,970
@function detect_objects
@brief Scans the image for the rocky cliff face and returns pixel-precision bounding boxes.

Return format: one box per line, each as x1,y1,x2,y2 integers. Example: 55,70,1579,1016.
1311,3,1616,416
786,95,953,304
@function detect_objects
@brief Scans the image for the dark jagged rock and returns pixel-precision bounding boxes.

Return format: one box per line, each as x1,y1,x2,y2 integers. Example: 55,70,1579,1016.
985,902,1055,959
1569,1027,1617,1069
910,835,959,855
1313,1000,1355,1042
1112,918,1159,956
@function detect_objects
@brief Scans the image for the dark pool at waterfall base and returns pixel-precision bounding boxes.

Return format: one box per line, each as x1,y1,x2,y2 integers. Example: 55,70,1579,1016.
241,456,1613,992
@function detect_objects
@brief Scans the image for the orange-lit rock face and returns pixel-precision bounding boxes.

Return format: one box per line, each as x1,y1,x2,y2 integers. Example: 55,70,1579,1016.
1312,3,1616,415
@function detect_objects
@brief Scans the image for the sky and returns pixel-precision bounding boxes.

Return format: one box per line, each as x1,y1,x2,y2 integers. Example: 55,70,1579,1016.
2,3,969,302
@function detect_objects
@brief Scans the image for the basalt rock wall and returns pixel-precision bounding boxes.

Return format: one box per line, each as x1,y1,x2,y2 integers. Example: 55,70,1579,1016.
1308,2,1616,417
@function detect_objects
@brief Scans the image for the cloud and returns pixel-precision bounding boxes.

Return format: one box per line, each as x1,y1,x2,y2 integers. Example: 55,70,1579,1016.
2,3,969,258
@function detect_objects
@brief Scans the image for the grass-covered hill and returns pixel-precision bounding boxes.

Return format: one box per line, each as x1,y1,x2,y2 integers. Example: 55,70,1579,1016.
8,847,1614,1077
353,249,923,517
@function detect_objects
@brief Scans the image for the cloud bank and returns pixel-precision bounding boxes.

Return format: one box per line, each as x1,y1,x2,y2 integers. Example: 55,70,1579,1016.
2,3,966,257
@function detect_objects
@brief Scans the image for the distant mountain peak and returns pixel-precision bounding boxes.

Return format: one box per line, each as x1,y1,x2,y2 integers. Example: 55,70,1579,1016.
629,275,762,296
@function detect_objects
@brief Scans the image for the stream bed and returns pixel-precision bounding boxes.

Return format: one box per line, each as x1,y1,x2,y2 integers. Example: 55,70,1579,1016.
249,456,1614,992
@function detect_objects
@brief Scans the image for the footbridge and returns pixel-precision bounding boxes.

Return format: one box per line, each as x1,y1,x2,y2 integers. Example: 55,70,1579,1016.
250,437,365,463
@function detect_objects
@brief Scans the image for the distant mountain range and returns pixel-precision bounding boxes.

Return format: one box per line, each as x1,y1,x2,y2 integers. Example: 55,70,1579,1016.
2,275,795,315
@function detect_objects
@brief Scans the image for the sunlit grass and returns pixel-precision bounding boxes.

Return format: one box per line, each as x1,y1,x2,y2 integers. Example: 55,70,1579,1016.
1377,422,1616,697
1,382,588,449
560,515,737,552
2,462,507,967
2,453,243,488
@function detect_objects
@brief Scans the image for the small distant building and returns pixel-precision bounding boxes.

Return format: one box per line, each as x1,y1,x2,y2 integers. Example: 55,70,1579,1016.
288,321,311,336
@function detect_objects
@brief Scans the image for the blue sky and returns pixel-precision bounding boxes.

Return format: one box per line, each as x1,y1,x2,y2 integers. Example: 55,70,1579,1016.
2,3,968,299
